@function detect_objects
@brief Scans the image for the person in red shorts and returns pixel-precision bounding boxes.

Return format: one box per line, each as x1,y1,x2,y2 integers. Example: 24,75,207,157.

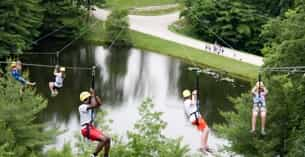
79,89,111,157
183,89,211,153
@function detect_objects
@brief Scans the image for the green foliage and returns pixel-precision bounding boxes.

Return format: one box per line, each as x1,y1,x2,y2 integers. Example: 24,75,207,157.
41,0,87,38
181,0,266,54
216,5,305,156
239,0,294,16
47,99,190,157
0,71,55,157
0,0,44,55
105,8,132,47
112,99,190,157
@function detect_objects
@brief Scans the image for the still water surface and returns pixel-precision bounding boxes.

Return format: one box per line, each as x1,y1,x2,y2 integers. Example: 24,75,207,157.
26,43,250,151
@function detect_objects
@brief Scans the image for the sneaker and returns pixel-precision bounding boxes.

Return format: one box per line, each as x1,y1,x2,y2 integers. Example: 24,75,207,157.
90,154,96,157
199,147,213,154
261,129,266,135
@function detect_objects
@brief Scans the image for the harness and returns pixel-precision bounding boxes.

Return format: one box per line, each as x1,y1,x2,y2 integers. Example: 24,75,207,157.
190,111,200,125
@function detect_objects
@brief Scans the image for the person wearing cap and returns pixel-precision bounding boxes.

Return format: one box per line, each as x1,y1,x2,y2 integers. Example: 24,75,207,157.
11,61,36,88
79,89,111,157
251,81,268,135
182,89,211,153
49,65,66,97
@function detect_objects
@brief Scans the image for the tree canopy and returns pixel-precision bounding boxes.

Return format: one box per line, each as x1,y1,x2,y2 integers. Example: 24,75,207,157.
215,4,305,156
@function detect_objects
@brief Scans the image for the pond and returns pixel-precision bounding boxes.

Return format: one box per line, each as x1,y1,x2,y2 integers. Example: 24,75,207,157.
25,42,250,151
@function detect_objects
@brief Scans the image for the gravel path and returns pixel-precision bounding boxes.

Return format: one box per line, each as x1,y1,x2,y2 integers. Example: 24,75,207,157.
93,8,264,66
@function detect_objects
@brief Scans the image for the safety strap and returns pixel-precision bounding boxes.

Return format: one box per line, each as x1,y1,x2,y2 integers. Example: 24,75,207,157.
190,111,200,125
86,123,90,139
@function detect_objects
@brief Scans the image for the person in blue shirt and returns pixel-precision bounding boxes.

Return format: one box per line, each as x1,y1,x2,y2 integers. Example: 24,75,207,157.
11,61,36,92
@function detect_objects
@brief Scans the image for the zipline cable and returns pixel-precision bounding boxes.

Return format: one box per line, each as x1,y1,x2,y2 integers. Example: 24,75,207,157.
0,61,92,71
57,21,99,55
32,26,66,45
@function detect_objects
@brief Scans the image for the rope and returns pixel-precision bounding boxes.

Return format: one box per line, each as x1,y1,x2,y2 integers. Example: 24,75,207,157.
57,21,99,54
0,61,92,71
32,26,66,44
261,66,305,73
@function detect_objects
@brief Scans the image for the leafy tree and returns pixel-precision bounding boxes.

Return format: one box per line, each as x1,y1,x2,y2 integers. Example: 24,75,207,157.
47,99,191,157
0,71,55,157
181,0,266,54
215,5,305,156
105,8,132,47
41,0,87,38
0,0,44,55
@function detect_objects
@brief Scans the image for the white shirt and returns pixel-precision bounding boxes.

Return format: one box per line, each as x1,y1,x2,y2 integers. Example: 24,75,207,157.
79,104,93,126
184,99,200,122
54,72,63,88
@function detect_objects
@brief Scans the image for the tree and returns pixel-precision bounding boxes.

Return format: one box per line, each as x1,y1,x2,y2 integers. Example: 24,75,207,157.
105,8,132,47
41,0,87,38
0,71,55,157
215,5,305,156
181,0,266,54
47,99,192,157
0,0,44,56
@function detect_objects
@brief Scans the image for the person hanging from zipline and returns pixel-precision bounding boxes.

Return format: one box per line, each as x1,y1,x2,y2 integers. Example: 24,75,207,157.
251,81,268,135
49,65,65,97
182,89,211,153
79,88,111,157
11,61,36,93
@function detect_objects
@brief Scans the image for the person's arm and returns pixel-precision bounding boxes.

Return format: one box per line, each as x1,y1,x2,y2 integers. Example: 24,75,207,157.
251,86,257,95
191,90,197,105
264,87,268,95
54,65,60,76
87,88,102,109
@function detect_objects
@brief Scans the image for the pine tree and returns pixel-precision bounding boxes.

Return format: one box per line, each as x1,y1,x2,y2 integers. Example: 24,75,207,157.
0,71,55,157
0,0,44,56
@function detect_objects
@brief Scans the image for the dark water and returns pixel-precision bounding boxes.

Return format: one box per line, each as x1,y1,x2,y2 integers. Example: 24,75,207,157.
25,43,250,150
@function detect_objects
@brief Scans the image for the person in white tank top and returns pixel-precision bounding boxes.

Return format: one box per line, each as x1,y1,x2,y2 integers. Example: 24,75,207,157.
78,89,111,157
182,89,211,153
48,66,65,97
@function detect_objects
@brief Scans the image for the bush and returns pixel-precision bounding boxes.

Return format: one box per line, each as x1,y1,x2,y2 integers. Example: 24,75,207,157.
105,8,132,47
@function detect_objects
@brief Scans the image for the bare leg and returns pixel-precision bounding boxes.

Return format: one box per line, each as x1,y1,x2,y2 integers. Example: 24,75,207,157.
49,82,54,94
94,136,111,157
261,111,266,130
201,127,209,149
252,108,258,132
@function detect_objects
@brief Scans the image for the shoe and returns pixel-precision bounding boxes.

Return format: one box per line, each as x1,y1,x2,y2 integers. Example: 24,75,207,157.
250,129,255,134
90,154,96,157
261,129,266,135
199,147,213,154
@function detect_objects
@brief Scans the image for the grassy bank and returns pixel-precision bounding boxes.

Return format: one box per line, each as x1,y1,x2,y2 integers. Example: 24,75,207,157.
131,31,259,80
106,0,178,8
84,20,259,80
129,5,182,16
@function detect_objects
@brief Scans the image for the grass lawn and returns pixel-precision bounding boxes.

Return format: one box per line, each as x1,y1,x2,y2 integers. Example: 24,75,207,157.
130,31,259,80
129,5,182,16
84,20,259,80
106,0,178,8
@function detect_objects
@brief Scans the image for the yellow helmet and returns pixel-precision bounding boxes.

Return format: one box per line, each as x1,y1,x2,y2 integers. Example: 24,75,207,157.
80,91,91,102
182,89,191,98
11,62,17,68
60,67,66,72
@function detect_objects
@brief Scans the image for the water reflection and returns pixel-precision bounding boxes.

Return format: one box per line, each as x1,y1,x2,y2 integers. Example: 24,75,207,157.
26,44,249,151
